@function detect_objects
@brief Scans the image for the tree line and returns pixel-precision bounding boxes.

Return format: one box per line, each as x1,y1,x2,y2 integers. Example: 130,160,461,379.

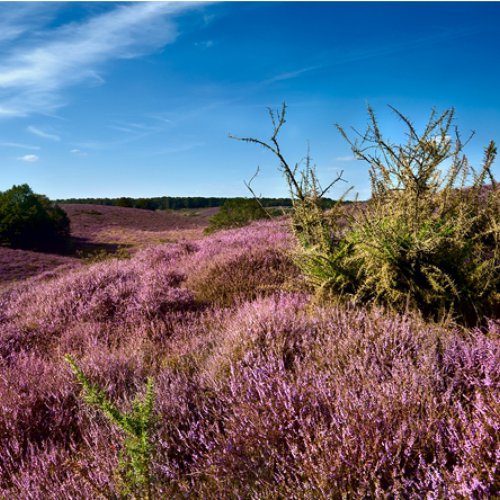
55,196,340,211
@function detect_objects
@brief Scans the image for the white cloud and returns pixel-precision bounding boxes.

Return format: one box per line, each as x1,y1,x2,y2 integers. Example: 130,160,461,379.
195,40,215,49
17,154,39,162
0,142,40,150
265,64,323,84
70,148,87,156
27,125,60,141
0,2,208,118
334,155,355,162
0,4,57,44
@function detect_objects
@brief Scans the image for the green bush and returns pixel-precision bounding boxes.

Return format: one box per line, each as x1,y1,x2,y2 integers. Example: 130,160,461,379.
205,197,269,233
333,107,499,324
0,184,70,251
65,355,156,499
236,105,499,325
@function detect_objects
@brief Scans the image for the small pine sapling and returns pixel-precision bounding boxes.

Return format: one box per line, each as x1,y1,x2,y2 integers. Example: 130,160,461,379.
65,355,155,499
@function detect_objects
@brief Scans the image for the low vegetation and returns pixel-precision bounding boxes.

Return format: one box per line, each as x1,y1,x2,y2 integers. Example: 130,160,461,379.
76,246,131,264
0,105,498,497
65,356,155,498
0,221,497,496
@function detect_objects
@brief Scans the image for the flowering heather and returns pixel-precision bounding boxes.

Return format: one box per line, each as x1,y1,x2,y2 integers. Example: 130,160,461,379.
0,204,215,289
0,246,79,289
62,203,211,251
0,218,498,497
180,218,300,305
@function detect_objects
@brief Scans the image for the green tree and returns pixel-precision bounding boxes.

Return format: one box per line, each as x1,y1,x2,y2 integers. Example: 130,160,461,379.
116,197,134,208
205,197,269,233
0,184,70,250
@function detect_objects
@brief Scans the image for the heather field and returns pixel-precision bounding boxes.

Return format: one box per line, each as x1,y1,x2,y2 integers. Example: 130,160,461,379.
0,216,498,498
2,2,500,497
61,204,215,244
0,204,214,289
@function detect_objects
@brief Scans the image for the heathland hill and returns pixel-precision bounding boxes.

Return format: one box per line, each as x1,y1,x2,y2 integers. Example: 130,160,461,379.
0,204,216,288
0,214,498,497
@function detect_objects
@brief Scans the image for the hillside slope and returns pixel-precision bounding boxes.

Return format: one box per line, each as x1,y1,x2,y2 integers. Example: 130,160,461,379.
0,218,498,497
0,204,216,288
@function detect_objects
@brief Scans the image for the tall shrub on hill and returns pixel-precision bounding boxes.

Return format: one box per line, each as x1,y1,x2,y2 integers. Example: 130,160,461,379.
234,105,499,324
205,197,269,233
0,184,70,251
335,107,498,324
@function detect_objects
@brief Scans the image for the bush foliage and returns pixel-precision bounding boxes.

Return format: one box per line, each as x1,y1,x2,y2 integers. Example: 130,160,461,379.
205,197,269,233
0,184,70,251
334,107,499,324
236,104,499,325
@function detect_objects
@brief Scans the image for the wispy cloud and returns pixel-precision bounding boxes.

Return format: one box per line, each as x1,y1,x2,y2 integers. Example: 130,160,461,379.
0,2,208,118
147,142,205,156
316,25,482,73
77,115,175,151
74,130,157,152
0,4,58,44
195,40,215,49
0,142,40,150
109,121,158,134
148,113,175,125
265,64,323,85
70,148,87,156
335,155,355,162
17,154,39,162
27,126,61,141
261,25,481,91
108,125,136,134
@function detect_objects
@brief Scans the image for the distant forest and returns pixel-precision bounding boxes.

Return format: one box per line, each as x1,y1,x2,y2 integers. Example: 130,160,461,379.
55,196,341,211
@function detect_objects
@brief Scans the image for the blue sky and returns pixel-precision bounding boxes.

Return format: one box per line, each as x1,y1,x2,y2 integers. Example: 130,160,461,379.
0,2,499,200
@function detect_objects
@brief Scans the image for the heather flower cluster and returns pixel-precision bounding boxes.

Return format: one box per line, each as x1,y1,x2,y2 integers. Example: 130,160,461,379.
1,218,498,497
